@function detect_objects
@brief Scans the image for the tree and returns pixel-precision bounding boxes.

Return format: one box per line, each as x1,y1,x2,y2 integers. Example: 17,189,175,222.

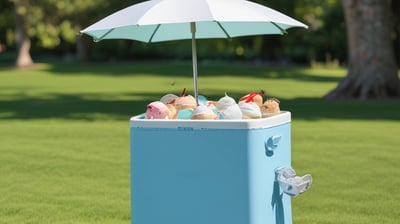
325,0,400,100
74,0,136,61
7,0,137,65
10,0,105,66
393,0,400,66
13,0,33,67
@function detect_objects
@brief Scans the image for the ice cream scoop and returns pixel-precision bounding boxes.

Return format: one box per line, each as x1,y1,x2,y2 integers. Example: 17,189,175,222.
239,90,264,107
174,95,197,111
239,102,262,119
190,105,217,120
260,98,281,117
160,93,178,104
216,94,236,112
146,101,170,119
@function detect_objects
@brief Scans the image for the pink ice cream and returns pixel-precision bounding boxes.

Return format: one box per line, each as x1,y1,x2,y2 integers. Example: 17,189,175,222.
146,101,170,119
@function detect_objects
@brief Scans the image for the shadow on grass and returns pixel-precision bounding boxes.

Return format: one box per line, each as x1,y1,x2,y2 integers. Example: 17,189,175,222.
1,91,399,121
35,61,342,83
284,98,400,121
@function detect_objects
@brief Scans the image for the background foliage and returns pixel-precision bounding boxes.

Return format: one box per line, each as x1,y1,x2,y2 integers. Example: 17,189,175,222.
0,0,358,64
2,0,399,65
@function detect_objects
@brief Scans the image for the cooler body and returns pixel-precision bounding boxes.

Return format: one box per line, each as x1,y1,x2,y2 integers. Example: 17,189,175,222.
130,112,292,224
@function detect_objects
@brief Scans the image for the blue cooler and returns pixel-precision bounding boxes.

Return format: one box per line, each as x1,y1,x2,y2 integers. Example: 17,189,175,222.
130,112,292,224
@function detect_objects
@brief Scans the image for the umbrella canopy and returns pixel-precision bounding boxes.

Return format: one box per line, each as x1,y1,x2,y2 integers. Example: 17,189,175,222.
81,0,307,103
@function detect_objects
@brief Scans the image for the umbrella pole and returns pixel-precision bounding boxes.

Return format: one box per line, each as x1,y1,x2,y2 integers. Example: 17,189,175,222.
191,22,199,106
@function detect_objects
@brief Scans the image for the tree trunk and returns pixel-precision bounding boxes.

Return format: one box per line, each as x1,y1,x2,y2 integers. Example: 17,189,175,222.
14,1,34,68
325,0,400,100
393,0,400,66
77,34,92,62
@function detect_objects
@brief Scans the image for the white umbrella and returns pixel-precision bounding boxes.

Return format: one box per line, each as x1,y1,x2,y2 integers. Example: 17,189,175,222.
80,0,307,103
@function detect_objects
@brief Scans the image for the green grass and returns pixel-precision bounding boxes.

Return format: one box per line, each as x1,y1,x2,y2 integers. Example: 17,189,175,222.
1,61,399,223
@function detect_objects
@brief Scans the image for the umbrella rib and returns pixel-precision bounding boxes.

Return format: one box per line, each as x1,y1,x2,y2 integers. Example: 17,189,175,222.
148,24,161,42
95,28,115,42
216,22,232,39
271,22,287,34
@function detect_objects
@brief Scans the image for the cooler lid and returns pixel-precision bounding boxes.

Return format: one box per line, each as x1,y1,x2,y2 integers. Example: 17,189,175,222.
130,111,291,130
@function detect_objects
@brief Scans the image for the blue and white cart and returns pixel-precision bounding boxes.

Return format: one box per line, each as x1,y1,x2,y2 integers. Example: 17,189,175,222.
130,112,292,224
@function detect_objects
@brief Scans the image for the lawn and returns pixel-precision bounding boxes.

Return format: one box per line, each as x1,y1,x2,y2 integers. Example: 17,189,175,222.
1,61,399,224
